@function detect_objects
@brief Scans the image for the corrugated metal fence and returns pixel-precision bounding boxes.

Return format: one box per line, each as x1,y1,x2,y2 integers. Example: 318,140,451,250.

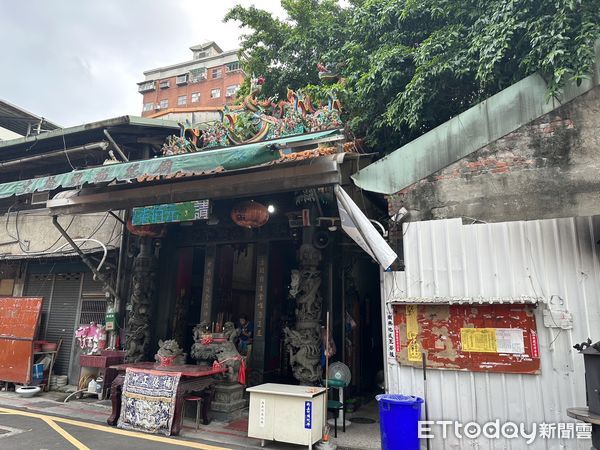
382,217,600,449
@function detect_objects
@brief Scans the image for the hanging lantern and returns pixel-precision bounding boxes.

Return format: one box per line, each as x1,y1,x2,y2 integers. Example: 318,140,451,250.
230,200,270,228
126,219,166,238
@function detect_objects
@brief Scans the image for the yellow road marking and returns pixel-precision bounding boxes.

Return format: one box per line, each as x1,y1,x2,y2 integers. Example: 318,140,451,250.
0,406,230,449
42,417,90,450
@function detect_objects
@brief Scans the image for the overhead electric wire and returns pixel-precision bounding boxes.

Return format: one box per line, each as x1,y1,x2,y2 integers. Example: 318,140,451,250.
5,204,75,254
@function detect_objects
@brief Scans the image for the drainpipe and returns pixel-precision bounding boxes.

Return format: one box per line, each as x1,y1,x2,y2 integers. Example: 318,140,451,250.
113,210,128,313
103,130,129,162
0,142,109,169
51,215,120,303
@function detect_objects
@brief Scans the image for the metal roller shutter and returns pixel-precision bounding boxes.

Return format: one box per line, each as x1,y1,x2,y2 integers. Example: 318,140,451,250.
24,266,109,384
49,273,82,379
24,270,82,380
23,273,55,340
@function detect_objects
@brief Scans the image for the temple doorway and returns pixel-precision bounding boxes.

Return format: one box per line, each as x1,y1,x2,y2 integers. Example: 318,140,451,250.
212,243,257,330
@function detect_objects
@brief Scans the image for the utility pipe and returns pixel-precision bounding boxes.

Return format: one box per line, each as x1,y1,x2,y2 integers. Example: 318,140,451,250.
103,129,129,162
0,141,109,169
51,215,120,303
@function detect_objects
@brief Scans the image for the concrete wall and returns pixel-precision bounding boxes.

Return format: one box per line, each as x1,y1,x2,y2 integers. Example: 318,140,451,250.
387,86,600,223
0,210,122,258
155,110,221,124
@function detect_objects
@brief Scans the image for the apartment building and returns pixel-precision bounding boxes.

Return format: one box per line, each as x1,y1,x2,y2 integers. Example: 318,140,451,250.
138,42,245,122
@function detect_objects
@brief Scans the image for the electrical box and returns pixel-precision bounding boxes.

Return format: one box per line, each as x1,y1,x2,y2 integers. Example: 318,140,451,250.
246,383,326,448
105,312,117,331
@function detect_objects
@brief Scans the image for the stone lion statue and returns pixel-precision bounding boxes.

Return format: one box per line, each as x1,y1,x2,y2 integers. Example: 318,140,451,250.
154,339,186,366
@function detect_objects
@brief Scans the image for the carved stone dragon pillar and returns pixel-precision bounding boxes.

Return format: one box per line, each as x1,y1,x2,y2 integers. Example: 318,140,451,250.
125,238,157,363
284,244,323,385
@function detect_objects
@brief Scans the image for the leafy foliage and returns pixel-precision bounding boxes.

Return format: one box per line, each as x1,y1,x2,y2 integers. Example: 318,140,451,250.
226,0,600,151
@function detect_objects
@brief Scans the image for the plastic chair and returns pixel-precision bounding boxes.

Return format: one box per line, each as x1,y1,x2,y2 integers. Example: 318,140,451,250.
327,378,347,438
183,395,203,431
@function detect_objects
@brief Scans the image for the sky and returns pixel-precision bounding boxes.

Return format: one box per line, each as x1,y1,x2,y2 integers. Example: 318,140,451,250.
0,0,284,127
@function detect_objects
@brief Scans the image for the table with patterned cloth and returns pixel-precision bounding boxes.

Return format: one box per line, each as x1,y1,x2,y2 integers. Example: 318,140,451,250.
107,362,226,436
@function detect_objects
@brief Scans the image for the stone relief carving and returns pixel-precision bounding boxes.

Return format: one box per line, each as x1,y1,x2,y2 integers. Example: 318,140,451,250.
284,243,323,385
125,238,156,363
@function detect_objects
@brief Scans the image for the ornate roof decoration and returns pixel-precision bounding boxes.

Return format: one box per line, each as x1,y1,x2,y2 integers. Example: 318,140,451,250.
161,76,343,156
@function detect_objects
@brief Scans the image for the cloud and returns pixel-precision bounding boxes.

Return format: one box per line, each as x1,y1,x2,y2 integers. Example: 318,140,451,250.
0,0,284,127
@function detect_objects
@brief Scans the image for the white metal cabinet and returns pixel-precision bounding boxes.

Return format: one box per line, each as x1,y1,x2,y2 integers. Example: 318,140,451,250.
247,383,326,448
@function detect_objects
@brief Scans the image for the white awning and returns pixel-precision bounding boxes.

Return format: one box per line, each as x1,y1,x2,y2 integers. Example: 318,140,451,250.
335,185,397,270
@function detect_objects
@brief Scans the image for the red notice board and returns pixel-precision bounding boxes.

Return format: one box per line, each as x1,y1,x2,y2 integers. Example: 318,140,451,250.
393,303,540,374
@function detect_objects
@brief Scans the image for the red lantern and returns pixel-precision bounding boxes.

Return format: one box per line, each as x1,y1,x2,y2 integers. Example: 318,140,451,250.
126,219,166,237
230,201,270,228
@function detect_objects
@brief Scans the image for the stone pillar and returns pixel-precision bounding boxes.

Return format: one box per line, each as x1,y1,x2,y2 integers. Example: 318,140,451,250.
200,244,216,325
125,237,157,363
284,243,323,385
250,242,269,385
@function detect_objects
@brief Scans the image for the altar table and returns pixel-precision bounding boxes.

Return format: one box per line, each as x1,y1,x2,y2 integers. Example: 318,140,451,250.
107,362,226,435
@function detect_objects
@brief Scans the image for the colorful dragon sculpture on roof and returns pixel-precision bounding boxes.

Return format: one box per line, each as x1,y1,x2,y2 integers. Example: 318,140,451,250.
162,74,343,155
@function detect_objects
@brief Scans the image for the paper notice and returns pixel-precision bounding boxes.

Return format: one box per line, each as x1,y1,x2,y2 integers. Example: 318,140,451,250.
495,328,525,354
406,305,422,362
461,328,497,353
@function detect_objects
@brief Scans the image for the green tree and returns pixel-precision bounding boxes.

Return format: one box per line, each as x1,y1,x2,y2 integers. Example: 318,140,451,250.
226,0,600,151
225,0,350,100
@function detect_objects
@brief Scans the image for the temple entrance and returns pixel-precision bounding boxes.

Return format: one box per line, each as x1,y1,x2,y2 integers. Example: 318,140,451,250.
156,190,385,394
212,243,257,335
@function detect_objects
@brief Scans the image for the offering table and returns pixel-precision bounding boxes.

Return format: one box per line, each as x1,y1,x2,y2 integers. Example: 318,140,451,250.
107,362,226,435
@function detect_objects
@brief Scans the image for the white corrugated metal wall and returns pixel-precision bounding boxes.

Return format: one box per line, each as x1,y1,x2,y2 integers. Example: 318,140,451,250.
382,217,600,449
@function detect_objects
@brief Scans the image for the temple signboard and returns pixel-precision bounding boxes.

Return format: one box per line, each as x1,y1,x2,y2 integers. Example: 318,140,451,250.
132,200,210,226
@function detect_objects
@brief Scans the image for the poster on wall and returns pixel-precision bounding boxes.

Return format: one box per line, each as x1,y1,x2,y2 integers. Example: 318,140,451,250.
393,303,541,374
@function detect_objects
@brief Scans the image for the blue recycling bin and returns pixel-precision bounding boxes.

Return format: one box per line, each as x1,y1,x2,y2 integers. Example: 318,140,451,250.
376,394,424,450
32,363,44,385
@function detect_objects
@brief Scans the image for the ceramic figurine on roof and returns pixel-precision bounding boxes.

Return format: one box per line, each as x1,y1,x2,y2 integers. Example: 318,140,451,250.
160,75,343,155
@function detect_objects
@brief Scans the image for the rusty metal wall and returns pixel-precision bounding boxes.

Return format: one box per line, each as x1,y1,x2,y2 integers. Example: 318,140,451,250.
0,297,43,384
382,217,600,450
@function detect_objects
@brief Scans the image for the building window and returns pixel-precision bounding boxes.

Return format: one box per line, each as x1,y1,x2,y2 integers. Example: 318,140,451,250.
211,68,222,79
210,89,221,99
177,95,187,106
159,99,168,109
138,81,155,93
226,62,241,72
191,92,200,103
176,74,188,85
189,68,207,83
142,102,154,112
226,85,240,98
159,80,170,89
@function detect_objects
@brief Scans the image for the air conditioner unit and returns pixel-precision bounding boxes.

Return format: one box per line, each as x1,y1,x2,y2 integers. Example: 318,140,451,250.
31,191,49,205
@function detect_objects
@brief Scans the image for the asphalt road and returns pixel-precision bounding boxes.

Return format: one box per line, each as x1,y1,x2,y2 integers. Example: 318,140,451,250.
0,406,240,450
